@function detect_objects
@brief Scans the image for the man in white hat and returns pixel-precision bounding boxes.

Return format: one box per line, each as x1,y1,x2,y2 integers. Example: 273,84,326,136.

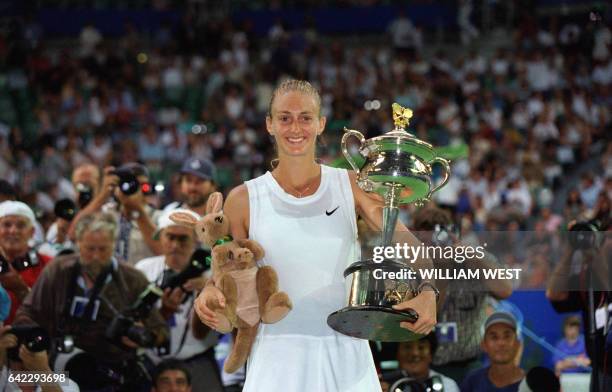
135,208,222,392
0,201,52,322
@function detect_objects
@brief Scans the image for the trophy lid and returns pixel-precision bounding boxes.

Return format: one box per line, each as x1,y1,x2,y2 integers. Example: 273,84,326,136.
359,103,437,162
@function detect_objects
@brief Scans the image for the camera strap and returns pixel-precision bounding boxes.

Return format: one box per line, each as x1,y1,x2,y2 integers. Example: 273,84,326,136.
82,263,114,321
0,250,40,273
155,270,194,357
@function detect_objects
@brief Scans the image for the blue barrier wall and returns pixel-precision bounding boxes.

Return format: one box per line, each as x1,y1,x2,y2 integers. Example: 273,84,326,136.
25,4,456,38
504,291,580,369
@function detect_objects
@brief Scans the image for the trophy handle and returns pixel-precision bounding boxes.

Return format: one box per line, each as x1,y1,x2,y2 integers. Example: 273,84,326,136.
427,157,451,197
341,128,366,174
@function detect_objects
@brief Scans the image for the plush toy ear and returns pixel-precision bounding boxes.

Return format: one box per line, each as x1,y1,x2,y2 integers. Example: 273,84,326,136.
169,211,199,227
235,239,265,260
206,192,224,214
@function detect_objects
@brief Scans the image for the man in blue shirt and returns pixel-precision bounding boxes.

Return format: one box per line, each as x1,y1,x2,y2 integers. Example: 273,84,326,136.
460,312,524,392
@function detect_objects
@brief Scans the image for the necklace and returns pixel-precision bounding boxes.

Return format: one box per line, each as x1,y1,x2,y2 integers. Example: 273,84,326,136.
273,171,320,198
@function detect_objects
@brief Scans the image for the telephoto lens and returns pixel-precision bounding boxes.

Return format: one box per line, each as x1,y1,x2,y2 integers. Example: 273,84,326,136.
54,198,77,221
111,169,140,195
568,220,601,250
75,183,93,208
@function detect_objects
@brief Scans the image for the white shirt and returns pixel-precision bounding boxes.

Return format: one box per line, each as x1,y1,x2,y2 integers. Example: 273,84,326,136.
430,369,460,392
243,166,381,392
135,255,218,362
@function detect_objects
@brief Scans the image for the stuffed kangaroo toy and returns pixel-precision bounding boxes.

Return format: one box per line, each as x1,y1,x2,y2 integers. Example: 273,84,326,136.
169,192,292,372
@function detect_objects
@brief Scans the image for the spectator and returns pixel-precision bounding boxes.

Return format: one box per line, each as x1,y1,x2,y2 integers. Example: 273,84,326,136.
553,315,590,376
151,359,192,392
0,181,15,203
411,206,512,383
15,212,169,389
579,173,603,209
460,312,525,392
163,158,217,217
387,9,421,57
380,333,459,392
458,0,479,46
79,22,102,58
0,201,52,323
136,208,222,392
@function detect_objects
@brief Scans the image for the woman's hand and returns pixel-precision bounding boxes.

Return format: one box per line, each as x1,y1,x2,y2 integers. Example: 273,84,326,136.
393,290,437,335
193,285,226,330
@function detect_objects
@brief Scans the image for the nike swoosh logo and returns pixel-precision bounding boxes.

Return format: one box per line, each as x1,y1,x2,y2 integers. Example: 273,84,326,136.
326,206,340,216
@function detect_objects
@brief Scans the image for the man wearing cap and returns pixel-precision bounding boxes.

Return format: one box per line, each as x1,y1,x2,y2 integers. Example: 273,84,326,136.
163,157,217,217
68,162,162,265
135,208,222,392
0,201,52,323
460,312,525,392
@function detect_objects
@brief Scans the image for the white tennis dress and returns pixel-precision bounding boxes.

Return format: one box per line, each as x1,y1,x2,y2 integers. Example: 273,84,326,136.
243,165,381,392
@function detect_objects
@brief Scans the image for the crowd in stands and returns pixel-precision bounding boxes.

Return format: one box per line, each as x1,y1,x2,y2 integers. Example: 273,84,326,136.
0,3,609,391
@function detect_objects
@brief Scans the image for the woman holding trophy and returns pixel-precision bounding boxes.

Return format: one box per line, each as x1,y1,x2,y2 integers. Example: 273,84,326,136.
194,79,438,391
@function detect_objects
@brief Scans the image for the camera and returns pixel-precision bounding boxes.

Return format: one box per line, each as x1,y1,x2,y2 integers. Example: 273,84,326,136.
111,168,155,196
432,223,459,247
111,168,140,196
568,220,602,250
75,183,93,208
4,325,50,361
105,315,155,348
0,251,39,274
54,198,77,221
130,248,209,319
388,376,444,392
105,249,208,348
160,248,209,290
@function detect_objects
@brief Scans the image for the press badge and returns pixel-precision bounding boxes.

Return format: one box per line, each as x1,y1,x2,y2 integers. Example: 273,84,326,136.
70,296,101,321
436,322,458,343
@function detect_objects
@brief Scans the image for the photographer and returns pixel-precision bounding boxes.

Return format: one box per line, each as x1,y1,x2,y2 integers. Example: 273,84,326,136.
14,212,169,389
0,201,52,323
546,219,611,391
68,162,162,265
410,206,512,383
135,208,222,392
380,333,459,392
46,164,101,250
0,324,79,391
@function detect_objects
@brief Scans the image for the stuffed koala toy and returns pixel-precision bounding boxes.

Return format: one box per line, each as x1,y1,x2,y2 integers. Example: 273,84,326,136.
170,192,292,373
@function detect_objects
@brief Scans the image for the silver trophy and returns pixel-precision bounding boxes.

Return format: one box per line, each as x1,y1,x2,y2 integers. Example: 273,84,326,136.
327,103,450,341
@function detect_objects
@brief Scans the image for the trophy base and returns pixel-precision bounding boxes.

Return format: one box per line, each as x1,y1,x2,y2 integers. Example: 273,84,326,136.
327,305,423,342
